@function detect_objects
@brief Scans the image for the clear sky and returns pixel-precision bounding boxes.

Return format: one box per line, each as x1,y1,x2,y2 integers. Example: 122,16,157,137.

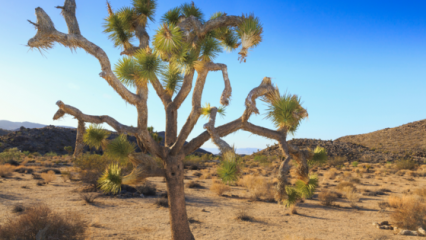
0,0,425,151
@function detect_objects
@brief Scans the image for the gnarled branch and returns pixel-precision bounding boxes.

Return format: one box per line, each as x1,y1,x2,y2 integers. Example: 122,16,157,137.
242,77,275,122
204,62,232,106
203,107,233,153
27,5,140,105
178,15,242,39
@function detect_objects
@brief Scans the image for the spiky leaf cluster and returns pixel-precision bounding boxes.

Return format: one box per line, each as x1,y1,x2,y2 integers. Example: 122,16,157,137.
133,0,157,23
199,37,222,62
263,89,308,135
83,124,110,150
210,12,240,52
153,23,183,60
98,163,122,194
217,152,240,184
103,13,134,50
104,134,135,160
181,3,204,20
161,7,181,25
161,64,183,95
147,126,162,143
308,146,328,167
283,186,301,208
200,103,226,119
295,175,318,199
114,57,137,87
236,14,263,62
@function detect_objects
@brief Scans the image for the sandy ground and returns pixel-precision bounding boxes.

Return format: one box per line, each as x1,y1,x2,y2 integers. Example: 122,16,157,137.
0,167,424,240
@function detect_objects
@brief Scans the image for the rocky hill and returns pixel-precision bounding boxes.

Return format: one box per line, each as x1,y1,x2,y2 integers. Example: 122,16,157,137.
0,126,210,155
336,119,426,158
256,138,426,164
0,128,10,136
0,120,74,131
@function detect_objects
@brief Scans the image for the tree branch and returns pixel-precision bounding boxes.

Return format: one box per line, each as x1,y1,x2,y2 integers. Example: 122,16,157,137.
170,69,209,155
203,107,233,153
178,15,243,39
204,62,232,106
56,0,80,35
27,5,140,105
150,76,172,106
242,77,275,122
173,69,195,109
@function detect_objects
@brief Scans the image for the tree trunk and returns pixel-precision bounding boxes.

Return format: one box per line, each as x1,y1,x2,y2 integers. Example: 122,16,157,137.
164,154,194,240
73,120,85,158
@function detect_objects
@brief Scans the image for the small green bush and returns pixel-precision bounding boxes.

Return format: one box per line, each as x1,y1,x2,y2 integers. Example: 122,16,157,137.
45,152,57,158
0,148,23,164
295,175,318,199
217,152,241,184
308,146,327,167
64,146,73,155
351,161,358,167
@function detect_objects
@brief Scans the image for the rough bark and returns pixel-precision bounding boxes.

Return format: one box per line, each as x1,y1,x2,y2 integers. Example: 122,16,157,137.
164,154,195,240
74,120,85,158
203,107,233,153
178,15,243,39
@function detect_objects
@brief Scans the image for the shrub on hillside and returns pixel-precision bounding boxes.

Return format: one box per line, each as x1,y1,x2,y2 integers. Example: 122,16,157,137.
0,148,23,164
319,190,338,206
395,159,416,170
328,156,346,167
0,204,87,240
0,164,14,178
40,170,56,184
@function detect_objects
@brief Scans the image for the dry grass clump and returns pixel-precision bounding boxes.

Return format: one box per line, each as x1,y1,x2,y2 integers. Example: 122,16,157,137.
0,204,87,239
238,175,275,201
328,156,346,167
186,181,203,189
40,170,57,184
154,198,169,208
319,190,338,206
336,182,356,191
342,186,360,208
413,187,426,198
210,182,231,196
80,193,99,204
390,195,426,230
324,168,338,180
0,164,14,178
395,159,417,170
235,208,254,222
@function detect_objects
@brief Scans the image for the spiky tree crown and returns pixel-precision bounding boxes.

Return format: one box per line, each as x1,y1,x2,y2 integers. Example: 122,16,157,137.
108,1,263,95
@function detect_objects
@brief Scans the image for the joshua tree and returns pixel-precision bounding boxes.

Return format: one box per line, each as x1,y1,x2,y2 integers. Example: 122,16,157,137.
27,1,310,239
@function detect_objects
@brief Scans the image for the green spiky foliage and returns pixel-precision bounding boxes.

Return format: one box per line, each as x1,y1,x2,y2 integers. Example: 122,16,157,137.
217,151,240,184
153,23,183,60
114,56,138,87
103,13,134,50
199,37,222,62
295,175,319,199
134,48,163,83
263,89,308,135
200,103,226,119
161,63,183,95
147,126,162,143
83,124,110,150
181,3,204,20
104,134,135,160
283,186,301,208
132,0,157,24
98,163,122,194
308,146,328,167
210,12,239,52
236,14,263,62
161,7,181,25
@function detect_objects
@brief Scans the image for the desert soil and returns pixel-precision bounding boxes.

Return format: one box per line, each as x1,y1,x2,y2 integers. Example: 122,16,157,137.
0,167,423,240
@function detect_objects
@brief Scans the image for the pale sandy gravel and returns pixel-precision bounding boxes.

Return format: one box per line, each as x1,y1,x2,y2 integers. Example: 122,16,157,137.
0,169,423,240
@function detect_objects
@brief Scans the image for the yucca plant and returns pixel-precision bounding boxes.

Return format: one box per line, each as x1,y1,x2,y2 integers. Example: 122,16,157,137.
217,151,241,184
200,103,226,119
236,14,263,62
104,134,135,161
161,63,183,95
308,146,328,167
83,124,110,150
283,186,301,208
295,174,319,199
98,163,122,194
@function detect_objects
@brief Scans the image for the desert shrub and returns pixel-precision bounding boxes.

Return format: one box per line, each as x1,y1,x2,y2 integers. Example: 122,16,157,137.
391,196,426,230
342,186,360,208
136,181,157,196
253,155,270,166
336,182,356,191
414,187,426,198
40,170,56,184
186,181,203,189
308,146,327,167
155,198,169,208
351,161,359,167
80,193,99,204
238,175,274,201
0,164,14,178
295,175,318,199
61,171,71,182
328,156,346,167
74,153,115,173
349,177,361,184
22,151,30,156
235,208,253,221
395,159,416,170
378,201,390,212
0,204,87,240
183,155,206,170
210,182,231,196
44,152,58,158
64,146,73,155
324,168,338,180
0,148,23,164
319,190,338,206
12,204,25,213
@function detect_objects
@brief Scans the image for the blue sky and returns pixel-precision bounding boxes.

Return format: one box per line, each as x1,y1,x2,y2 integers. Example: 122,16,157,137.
0,0,425,151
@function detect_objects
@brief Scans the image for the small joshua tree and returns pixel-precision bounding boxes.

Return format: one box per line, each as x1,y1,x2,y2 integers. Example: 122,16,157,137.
27,1,310,239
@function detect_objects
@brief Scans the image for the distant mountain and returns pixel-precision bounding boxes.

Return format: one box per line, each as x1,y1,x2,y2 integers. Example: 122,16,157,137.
203,148,262,155
0,120,74,131
0,128,11,136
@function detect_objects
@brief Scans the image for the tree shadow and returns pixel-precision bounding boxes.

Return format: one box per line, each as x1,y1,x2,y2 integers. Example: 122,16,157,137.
0,193,21,201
